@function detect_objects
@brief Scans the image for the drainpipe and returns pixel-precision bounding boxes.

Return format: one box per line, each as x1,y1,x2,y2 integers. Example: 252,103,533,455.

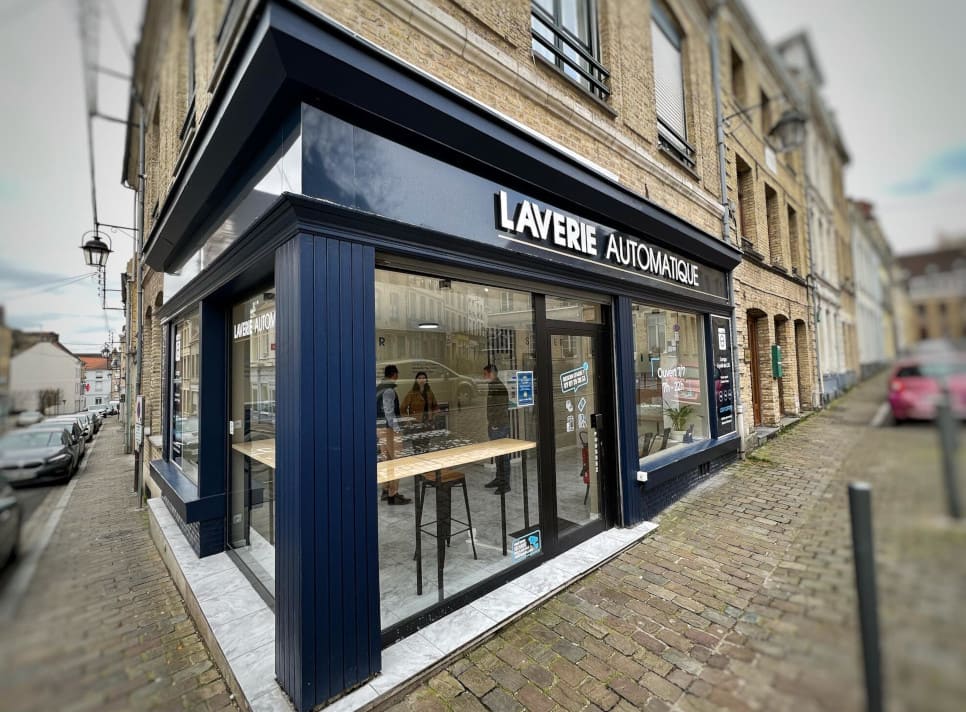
800,180,824,405
710,0,746,455
135,96,145,507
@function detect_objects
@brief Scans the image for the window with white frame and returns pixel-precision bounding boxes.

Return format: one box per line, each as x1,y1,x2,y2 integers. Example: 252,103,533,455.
651,2,694,170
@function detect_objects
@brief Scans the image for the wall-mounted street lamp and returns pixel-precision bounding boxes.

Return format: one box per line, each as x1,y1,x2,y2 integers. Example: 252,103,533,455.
766,108,807,153
80,230,113,269
723,101,807,153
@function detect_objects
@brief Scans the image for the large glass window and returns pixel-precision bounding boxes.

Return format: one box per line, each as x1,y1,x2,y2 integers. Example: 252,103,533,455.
228,289,277,596
631,304,709,463
376,269,541,630
171,312,201,483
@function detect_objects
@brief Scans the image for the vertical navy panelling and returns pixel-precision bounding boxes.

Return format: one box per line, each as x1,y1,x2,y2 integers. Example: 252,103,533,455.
360,244,380,673
198,302,228,504
276,233,379,710
614,296,644,525
275,235,317,710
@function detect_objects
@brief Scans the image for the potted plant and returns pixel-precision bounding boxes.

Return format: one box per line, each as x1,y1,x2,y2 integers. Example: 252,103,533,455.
663,400,694,440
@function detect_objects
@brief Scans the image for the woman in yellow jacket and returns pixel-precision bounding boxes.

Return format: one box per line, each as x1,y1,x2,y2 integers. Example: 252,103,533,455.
401,371,439,425
401,371,439,454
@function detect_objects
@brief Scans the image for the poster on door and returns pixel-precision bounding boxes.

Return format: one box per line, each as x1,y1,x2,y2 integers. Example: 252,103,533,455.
710,316,735,436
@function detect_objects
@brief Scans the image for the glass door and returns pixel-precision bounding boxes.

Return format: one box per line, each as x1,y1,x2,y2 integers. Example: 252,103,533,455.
228,289,277,598
548,329,607,541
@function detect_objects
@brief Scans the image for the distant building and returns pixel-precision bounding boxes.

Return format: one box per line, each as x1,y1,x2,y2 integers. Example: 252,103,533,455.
776,32,857,400
10,336,84,414
78,354,114,410
850,200,899,377
897,238,966,347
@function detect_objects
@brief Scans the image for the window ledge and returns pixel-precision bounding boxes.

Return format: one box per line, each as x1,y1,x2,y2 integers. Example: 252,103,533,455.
532,54,617,118
639,434,739,490
656,143,700,180
150,459,225,523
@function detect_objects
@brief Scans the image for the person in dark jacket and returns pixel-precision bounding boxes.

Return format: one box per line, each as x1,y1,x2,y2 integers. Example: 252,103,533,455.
482,363,511,493
377,364,411,505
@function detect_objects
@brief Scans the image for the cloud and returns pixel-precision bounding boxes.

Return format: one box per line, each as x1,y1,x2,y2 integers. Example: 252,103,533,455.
890,144,966,195
5,311,88,330
0,263,80,288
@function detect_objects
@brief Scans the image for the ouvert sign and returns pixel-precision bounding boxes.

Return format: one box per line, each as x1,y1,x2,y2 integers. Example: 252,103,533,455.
496,191,702,289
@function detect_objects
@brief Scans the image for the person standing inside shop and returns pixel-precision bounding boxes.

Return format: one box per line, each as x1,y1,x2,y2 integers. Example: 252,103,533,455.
401,371,439,454
483,363,510,494
377,364,411,505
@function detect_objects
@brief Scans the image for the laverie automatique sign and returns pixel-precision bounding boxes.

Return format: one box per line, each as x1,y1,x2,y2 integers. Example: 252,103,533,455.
496,191,702,289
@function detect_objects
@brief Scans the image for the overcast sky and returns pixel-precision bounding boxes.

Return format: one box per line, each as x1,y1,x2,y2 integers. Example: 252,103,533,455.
0,0,140,353
0,0,963,351
744,0,966,255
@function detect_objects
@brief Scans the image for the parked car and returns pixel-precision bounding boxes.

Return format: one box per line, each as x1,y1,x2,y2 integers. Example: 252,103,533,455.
15,411,44,427
47,413,93,443
29,423,85,470
0,427,77,486
888,354,966,423
173,415,200,463
0,474,21,568
36,418,87,459
376,359,484,408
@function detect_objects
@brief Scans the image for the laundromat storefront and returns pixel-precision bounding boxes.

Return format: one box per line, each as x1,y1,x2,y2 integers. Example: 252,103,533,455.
146,8,742,710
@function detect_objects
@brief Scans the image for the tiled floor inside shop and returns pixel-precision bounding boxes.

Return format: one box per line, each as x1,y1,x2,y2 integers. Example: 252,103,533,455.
378,443,594,629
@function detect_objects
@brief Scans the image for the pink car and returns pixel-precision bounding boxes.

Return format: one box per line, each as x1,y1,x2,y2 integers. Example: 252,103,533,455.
888,355,966,423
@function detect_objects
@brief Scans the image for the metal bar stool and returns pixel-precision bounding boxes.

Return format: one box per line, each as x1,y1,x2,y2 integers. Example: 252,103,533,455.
414,468,478,598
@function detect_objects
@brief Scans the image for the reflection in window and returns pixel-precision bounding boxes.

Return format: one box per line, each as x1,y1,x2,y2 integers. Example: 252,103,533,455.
545,295,602,323
631,304,709,462
171,312,201,483
530,0,608,99
375,269,540,630
229,289,277,596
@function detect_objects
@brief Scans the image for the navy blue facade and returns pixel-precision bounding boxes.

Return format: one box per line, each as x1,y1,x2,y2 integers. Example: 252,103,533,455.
143,2,747,708
275,234,379,710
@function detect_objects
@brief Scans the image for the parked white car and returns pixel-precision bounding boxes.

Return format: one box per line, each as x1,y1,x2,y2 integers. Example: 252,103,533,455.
15,411,44,427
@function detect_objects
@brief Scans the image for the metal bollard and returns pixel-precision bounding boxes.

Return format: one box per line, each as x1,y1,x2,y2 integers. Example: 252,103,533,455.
937,386,961,520
848,482,883,712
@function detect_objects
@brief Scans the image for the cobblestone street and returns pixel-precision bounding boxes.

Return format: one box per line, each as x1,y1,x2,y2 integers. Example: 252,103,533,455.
0,422,236,712
385,373,966,712
0,375,962,712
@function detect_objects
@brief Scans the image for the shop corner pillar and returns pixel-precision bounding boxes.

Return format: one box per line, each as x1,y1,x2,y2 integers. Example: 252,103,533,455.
275,233,380,710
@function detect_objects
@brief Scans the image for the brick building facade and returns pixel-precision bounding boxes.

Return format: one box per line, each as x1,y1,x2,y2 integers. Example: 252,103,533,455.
717,1,816,434
777,31,857,401
118,2,904,708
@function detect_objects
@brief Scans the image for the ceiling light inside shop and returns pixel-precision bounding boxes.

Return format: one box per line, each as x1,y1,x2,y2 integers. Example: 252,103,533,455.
418,322,440,329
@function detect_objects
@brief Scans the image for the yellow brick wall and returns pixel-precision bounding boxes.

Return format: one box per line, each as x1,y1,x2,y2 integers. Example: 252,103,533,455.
133,0,826,449
139,0,729,243
718,7,814,438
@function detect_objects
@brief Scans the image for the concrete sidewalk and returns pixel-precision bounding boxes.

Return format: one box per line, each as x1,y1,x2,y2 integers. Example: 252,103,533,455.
384,374,966,712
0,421,237,711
